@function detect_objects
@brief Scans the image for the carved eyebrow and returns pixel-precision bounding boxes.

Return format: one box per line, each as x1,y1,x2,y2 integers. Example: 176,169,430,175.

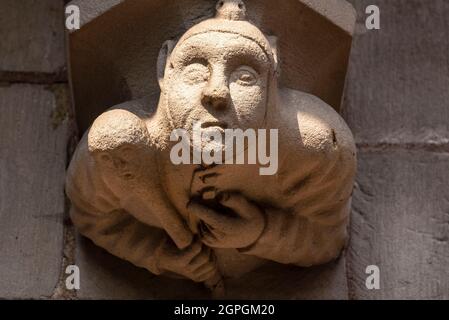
181,56,209,68
172,35,270,72
172,45,211,66
224,51,269,74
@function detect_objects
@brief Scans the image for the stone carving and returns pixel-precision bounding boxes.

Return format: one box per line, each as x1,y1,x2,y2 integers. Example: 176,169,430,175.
66,0,357,295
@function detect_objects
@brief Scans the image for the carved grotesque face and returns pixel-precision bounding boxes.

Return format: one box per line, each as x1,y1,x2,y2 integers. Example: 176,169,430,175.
165,32,270,134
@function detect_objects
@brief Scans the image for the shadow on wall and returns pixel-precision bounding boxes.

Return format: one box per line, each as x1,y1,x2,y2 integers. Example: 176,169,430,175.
77,235,348,299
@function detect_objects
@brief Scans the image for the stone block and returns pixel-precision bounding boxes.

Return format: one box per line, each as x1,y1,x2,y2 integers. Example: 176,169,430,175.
344,0,449,146
0,84,69,298
347,150,449,299
0,0,66,75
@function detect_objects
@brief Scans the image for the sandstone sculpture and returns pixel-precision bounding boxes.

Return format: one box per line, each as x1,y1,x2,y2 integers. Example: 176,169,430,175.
66,0,357,295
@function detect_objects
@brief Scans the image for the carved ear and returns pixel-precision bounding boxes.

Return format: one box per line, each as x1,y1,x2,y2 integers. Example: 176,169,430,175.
157,40,176,91
267,36,280,77
94,148,136,180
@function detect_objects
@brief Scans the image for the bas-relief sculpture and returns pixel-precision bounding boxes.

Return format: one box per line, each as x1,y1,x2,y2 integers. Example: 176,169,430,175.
66,0,357,295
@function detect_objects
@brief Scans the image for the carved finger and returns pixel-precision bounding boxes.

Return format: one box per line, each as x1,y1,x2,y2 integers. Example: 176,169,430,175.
189,246,211,269
194,256,218,281
191,168,222,196
194,264,218,282
201,225,222,248
182,240,203,261
193,259,216,274
200,221,226,239
201,232,220,247
187,201,231,228
218,192,259,219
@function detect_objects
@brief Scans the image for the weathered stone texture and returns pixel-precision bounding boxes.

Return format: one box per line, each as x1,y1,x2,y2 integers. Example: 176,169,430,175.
0,84,69,298
0,0,66,75
68,0,355,132
75,233,348,299
65,0,356,299
344,0,449,146
1,0,448,300
347,151,449,299
68,0,124,30
224,257,348,300
75,235,210,299
342,0,449,300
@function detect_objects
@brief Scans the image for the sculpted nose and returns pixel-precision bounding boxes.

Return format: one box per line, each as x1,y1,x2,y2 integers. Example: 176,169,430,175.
201,78,230,110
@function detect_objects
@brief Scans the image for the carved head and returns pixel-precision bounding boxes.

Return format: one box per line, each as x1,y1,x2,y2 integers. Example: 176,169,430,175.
158,0,279,134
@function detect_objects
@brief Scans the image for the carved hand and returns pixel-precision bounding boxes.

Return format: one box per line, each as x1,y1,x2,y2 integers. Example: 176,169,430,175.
155,237,219,283
187,192,266,249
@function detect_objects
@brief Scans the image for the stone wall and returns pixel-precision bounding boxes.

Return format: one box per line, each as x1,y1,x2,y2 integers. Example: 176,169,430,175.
0,0,74,299
345,0,449,299
0,0,448,299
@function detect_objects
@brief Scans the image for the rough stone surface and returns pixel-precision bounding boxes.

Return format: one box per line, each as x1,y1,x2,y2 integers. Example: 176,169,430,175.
344,0,449,146
65,0,356,298
0,0,66,74
2,0,448,300
0,84,68,298
67,0,124,30
69,0,355,34
68,0,355,132
75,234,348,299
342,0,449,300
75,234,210,299
347,150,449,299
224,257,348,299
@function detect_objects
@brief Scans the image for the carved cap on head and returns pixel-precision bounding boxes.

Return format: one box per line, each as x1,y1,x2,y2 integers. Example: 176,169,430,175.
174,0,278,70
215,0,246,21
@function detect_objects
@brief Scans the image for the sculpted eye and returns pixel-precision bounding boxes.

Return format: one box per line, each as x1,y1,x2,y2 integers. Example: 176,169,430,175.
182,63,210,84
231,67,258,86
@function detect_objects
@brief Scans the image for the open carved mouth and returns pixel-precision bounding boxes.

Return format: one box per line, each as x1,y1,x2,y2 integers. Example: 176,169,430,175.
201,121,229,129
